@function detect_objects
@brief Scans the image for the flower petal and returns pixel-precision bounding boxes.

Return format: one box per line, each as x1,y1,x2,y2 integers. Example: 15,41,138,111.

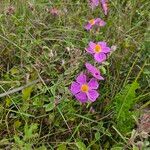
88,78,99,89
76,73,87,84
98,20,106,26
97,42,110,53
89,0,99,9
86,47,94,54
95,18,101,23
85,62,94,71
89,41,96,49
94,53,106,63
70,82,81,95
95,18,106,26
93,0,99,6
101,46,111,53
95,74,104,80
92,71,104,80
87,90,99,102
85,62,104,80
101,0,108,15
84,23,92,30
98,41,107,46
75,92,88,103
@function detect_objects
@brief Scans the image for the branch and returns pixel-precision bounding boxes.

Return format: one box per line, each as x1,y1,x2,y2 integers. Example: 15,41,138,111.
0,79,40,98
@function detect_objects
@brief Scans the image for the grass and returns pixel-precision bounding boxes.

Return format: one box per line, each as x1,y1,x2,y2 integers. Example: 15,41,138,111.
0,0,149,149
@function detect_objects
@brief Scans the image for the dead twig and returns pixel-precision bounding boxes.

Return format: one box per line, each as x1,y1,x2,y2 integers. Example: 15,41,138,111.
0,79,40,98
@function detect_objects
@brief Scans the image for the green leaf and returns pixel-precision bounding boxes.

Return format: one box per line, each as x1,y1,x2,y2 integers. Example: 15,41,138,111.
76,141,87,150
95,132,100,141
24,123,38,141
22,86,33,100
44,102,55,112
57,144,66,150
133,145,139,150
24,143,32,150
114,81,139,134
50,85,56,96
14,120,21,129
37,145,47,150
44,97,55,112
5,97,11,107
111,147,123,150
10,67,19,75
102,61,110,66
100,66,106,74
14,135,24,146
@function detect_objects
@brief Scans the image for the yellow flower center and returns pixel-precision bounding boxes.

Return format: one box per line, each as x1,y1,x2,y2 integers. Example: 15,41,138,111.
81,84,89,92
94,44,101,53
89,19,95,25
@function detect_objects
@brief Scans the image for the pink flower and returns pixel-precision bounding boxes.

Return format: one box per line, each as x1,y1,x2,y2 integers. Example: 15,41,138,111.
101,0,108,15
84,18,106,30
70,73,99,103
86,41,111,63
48,8,59,16
85,62,104,80
89,0,99,9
